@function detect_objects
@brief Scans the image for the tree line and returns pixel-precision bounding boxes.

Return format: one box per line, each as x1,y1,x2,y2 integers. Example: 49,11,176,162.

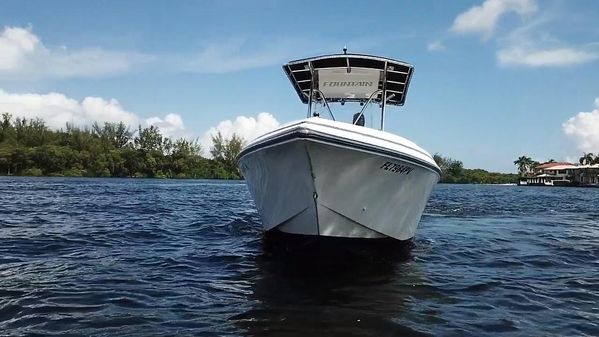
0,113,244,179
433,154,517,184
1,113,527,184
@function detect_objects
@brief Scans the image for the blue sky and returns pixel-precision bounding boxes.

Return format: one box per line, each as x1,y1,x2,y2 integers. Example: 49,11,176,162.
0,0,598,172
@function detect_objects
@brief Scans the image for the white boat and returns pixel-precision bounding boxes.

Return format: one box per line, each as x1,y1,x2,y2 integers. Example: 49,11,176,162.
238,52,440,241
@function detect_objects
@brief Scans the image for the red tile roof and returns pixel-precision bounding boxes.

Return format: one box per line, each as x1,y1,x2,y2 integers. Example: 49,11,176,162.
536,162,573,169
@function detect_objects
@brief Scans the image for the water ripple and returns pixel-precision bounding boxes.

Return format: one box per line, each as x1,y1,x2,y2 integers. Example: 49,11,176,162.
0,178,598,336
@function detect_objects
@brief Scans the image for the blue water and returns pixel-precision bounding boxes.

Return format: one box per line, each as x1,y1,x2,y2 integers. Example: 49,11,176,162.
0,177,598,336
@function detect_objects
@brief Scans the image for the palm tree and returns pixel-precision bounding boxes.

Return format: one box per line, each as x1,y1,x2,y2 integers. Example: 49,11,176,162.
514,156,534,176
579,152,595,165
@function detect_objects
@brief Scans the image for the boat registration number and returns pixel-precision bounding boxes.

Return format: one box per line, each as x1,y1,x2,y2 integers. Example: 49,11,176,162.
380,161,414,175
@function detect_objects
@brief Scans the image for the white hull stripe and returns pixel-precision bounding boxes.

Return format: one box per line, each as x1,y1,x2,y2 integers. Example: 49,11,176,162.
238,130,442,176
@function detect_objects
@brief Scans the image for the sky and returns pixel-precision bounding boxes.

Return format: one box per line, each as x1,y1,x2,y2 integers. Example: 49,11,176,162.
0,0,598,173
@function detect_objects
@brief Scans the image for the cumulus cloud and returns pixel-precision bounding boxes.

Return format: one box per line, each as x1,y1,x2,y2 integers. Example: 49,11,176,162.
427,41,446,52
0,26,39,70
562,98,599,152
145,113,186,138
0,88,185,137
451,0,537,39
0,26,149,79
497,46,598,67
200,113,280,157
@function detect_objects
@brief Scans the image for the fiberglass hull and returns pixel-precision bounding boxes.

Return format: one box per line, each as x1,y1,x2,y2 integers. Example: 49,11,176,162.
238,118,440,241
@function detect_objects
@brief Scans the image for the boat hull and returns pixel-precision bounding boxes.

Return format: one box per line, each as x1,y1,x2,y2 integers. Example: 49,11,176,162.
238,119,440,241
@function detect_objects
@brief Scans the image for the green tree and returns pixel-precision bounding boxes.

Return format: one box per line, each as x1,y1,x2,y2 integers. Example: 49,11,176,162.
10,146,30,174
210,132,244,179
135,125,163,153
0,113,15,143
93,121,132,149
0,143,12,174
579,152,595,165
121,147,142,177
433,153,466,183
513,156,534,176
12,117,51,147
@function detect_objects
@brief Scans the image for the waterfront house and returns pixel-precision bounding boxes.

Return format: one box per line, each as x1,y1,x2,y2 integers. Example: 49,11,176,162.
519,162,599,187
577,164,599,185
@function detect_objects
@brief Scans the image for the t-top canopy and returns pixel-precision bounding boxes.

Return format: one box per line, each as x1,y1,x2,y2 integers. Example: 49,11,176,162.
283,53,414,106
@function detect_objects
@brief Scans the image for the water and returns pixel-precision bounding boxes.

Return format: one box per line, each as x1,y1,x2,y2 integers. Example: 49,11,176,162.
0,177,598,336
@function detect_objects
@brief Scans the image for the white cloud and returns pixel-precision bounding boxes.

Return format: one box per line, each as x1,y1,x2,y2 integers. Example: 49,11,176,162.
452,1,599,68
145,113,186,138
177,36,372,74
427,41,446,52
0,26,380,77
451,0,537,39
497,46,598,67
0,88,186,137
180,40,290,74
497,16,599,67
0,26,40,70
0,25,299,78
0,26,149,79
200,113,280,157
563,98,599,152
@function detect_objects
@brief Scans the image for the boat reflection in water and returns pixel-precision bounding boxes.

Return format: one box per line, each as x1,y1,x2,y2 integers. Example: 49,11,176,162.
231,233,443,337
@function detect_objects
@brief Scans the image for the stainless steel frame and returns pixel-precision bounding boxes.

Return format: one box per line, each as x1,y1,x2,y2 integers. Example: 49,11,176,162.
304,68,389,131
